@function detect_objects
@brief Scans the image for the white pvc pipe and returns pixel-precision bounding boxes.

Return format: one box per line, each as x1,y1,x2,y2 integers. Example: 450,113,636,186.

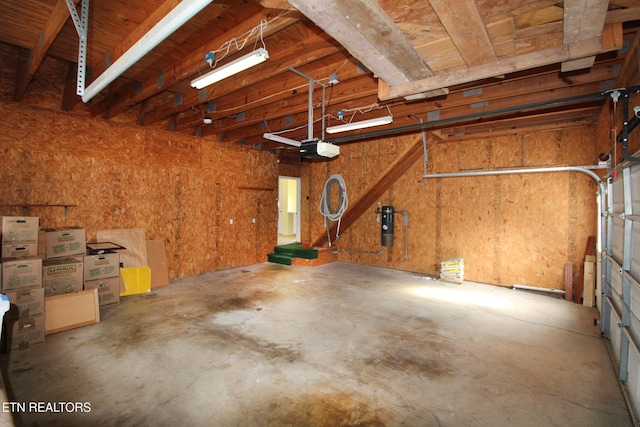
424,165,607,305
82,0,213,103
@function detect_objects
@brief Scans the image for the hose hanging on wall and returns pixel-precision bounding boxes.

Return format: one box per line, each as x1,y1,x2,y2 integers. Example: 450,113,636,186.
319,174,348,247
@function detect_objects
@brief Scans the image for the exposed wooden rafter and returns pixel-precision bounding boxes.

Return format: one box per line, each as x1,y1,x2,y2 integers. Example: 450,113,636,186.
286,0,448,99
380,26,623,101
561,0,609,72
427,0,497,67
15,0,80,101
102,9,299,119
1,0,638,152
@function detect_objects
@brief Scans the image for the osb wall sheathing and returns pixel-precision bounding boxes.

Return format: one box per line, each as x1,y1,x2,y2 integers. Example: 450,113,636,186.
0,45,279,280
301,127,599,289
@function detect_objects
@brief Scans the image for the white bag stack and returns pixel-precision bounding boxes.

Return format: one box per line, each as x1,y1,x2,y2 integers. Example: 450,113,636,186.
440,258,464,284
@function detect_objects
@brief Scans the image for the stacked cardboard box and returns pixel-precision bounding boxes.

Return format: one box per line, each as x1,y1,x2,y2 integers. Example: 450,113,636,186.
40,227,86,260
42,257,84,297
1,257,45,350
440,258,464,284
83,253,120,307
1,217,39,258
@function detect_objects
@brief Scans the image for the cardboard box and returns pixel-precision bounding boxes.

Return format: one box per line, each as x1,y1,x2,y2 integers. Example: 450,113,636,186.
1,243,38,258
42,258,84,297
84,277,120,307
37,230,46,258
43,227,86,259
1,257,43,292
45,289,100,335
83,253,120,281
4,287,44,317
9,314,45,350
1,217,39,244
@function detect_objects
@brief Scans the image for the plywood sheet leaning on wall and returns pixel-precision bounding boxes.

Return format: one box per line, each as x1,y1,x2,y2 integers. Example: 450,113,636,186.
97,229,148,268
146,239,169,288
97,228,148,292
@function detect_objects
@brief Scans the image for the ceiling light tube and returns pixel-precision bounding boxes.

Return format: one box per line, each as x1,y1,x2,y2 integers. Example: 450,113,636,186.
325,115,393,134
263,133,302,147
82,0,214,103
191,48,269,89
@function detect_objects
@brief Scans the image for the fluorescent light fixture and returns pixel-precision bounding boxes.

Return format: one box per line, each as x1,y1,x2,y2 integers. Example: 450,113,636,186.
82,0,214,102
325,115,393,134
191,48,269,89
263,133,301,147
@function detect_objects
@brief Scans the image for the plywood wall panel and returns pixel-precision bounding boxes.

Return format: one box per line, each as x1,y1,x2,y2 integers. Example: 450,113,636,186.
562,126,597,165
491,135,523,168
523,131,562,166
302,124,599,289
458,139,491,169
0,95,279,280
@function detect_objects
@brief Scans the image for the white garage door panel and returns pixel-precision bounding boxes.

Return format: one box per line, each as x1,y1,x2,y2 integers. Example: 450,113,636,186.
631,278,640,344
611,306,623,364
611,268,623,312
632,222,640,279
628,330,640,409
613,176,625,212
606,164,640,418
613,217,625,264
631,165,640,214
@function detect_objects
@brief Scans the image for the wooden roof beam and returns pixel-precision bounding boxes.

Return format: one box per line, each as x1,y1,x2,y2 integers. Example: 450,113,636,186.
287,0,447,99
15,0,79,101
427,0,497,67
138,29,338,126
102,9,298,119
561,0,609,72
380,26,623,101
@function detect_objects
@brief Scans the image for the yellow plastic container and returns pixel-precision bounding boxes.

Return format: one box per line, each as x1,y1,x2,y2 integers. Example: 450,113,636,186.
120,266,151,296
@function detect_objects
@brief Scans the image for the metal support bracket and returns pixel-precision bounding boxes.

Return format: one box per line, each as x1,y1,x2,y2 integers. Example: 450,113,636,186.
288,66,327,142
66,0,89,96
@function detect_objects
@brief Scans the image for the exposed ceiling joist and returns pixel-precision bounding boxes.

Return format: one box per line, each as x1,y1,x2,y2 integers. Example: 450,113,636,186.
139,27,339,127
379,27,623,101
15,0,79,101
286,0,448,99
102,9,299,119
83,0,215,103
1,0,637,154
561,0,609,72
427,0,497,67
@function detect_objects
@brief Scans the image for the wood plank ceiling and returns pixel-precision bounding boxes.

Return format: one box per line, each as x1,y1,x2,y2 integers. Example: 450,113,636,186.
1,0,640,160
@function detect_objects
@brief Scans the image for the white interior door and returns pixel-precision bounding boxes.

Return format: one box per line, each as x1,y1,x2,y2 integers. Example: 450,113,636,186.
278,176,301,245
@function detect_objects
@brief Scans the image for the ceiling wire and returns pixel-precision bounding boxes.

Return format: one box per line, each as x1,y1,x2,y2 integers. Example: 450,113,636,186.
205,9,291,70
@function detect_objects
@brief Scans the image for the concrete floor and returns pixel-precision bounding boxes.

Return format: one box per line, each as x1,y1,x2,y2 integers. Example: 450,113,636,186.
0,261,633,426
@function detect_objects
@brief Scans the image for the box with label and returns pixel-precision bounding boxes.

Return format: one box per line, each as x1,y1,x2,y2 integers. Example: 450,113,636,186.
83,253,120,281
84,277,120,307
43,227,86,259
2,217,39,244
9,314,45,350
1,243,38,258
42,257,84,297
4,287,45,317
1,257,43,292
